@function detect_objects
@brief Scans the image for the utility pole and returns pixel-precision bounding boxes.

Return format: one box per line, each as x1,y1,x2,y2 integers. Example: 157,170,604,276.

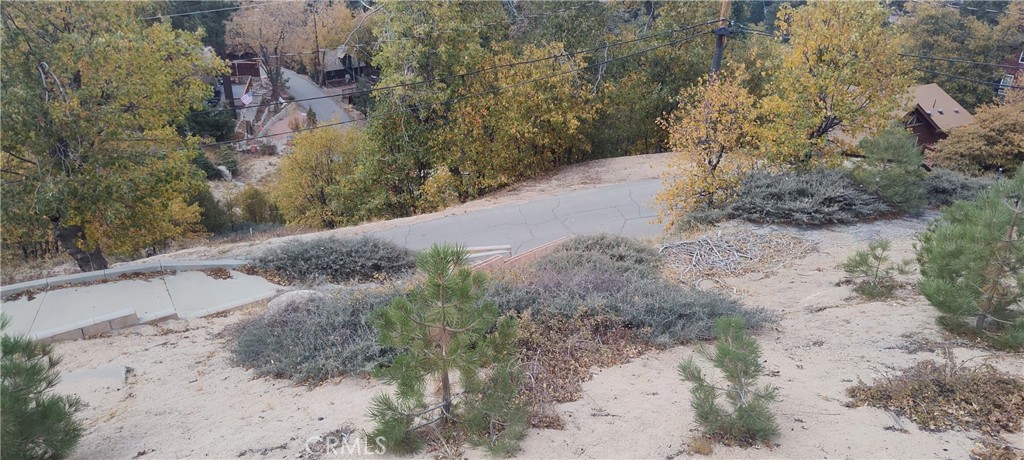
710,0,733,75
310,0,325,86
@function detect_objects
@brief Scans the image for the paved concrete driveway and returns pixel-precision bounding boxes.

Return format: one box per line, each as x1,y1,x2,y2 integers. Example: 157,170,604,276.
282,69,354,124
370,179,663,253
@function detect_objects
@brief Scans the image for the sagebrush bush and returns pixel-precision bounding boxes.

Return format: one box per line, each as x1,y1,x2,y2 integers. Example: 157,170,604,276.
232,288,398,383
549,234,662,271
924,168,990,208
254,236,415,284
489,235,773,345
726,169,891,225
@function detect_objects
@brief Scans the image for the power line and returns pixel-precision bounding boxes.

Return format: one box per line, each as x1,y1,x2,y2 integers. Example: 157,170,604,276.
179,29,715,152
141,3,257,20
913,67,1023,89
899,53,1022,69
205,19,721,115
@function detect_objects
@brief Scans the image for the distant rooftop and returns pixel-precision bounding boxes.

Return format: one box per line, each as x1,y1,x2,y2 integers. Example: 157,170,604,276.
910,83,973,132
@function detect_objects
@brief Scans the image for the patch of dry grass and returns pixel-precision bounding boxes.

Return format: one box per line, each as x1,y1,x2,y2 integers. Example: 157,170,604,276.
846,353,1024,437
515,310,649,429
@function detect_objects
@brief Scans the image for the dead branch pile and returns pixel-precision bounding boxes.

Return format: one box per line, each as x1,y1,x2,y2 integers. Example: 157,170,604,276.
659,230,817,281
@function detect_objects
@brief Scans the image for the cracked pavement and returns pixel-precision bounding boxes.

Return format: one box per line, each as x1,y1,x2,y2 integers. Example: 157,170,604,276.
369,179,662,254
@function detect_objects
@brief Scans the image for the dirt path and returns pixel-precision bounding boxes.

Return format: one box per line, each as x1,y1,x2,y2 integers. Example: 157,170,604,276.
53,217,1024,459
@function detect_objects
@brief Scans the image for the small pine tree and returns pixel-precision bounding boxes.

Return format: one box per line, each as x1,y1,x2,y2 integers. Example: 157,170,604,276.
215,146,239,176
917,173,1024,350
678,316,778,445
369,244,526,455
853,126,927,214
305,107,317,128
842,239,913,299
1,315,84,460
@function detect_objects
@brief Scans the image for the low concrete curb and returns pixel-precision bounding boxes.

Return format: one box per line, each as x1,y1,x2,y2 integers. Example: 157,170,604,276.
474,236,574,272
0,260,250,298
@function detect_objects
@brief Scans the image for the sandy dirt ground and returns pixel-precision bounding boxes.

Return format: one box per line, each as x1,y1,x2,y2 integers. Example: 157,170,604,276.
53,215,1024,459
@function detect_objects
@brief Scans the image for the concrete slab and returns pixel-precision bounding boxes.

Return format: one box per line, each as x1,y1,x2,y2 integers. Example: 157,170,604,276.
30,279,173,338
0,292,46,336
164,270,281,318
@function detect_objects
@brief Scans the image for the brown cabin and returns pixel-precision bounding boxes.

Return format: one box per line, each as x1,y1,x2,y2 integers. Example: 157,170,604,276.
903,83,974,148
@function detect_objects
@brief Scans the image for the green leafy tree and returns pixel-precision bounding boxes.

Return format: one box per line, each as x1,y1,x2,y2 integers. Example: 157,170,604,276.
930,88,1024,176
271,127,363,229
180,110,236,143
764,0,911,164
432,43,596,199
917,173,1024,350
1,2,226,271
853,127,927,214
678,316,778,445
369,244,525,455
1,315,84,460
842,240,914,299
161,0,237,54
365,0,508,217
229,185,282,226
898,2,1022,110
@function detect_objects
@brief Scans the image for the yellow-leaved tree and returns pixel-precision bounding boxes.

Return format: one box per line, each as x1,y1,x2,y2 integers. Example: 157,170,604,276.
763,0,911,165
429,43,596,201
1,2,226,271
657,72,760,223
272,127,366,229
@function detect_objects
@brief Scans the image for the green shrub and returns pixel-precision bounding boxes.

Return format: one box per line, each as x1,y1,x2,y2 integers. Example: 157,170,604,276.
215,147,238,176
1,315,83,460
489,236,773,346
191,152,222,180
231,185,283,225
726,169,891,225
924,168,991,208
548,234,661,272
181,109,235,142
191,187,230,234
852,127,927,214
841,240,913,299
254,236,415,284
257,143,278,156
370,245,526,455
232,288,397,383
678,316,778,445
917,173,1024,350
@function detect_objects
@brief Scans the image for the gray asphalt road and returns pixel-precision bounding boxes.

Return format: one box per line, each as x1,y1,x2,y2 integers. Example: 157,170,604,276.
281,68,354,124
370,179,663,253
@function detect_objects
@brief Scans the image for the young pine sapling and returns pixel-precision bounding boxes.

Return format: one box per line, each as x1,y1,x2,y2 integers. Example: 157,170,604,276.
678,316,778,445
842,239,913,299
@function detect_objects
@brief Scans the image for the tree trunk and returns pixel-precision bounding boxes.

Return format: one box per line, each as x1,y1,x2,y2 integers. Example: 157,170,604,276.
50,218,108,272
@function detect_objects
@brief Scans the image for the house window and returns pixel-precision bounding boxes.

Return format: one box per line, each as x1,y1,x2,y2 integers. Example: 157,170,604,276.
999,74,1015,97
